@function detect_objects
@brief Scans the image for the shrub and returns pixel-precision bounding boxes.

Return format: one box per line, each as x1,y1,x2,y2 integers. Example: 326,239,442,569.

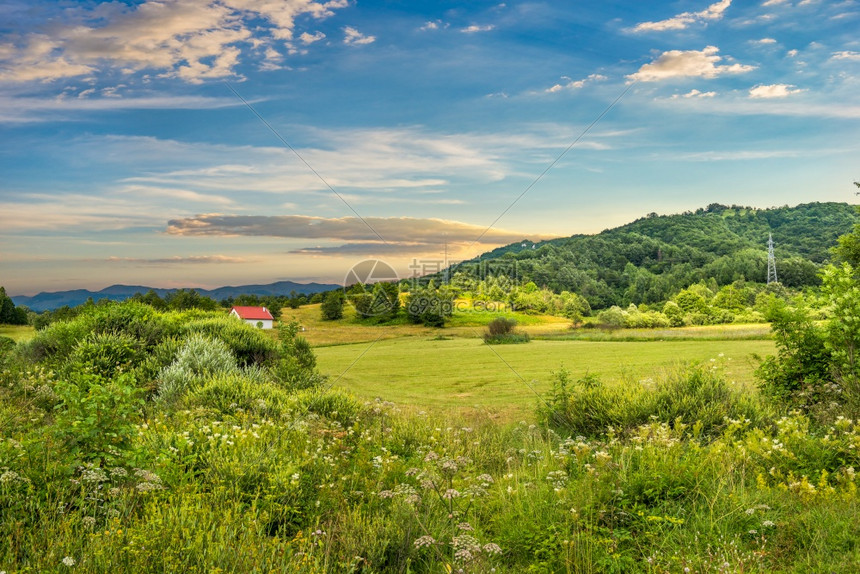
541,364,771,438
183,317,277,367
755,300,830,407
53,371,143,465
483,317,530,344
651,365,770,434
596,306,626,329
157,334,238,405
68,332,142,379
189,373,292,418
270,322,325,390
293,388,362,426
320,291,345,321
406,289,454,327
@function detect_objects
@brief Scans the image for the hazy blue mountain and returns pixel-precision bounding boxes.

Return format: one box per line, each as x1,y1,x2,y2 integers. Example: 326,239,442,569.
12,281,340,311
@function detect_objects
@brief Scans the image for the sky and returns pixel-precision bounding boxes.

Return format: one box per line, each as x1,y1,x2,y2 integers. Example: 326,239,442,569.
0,0,858,296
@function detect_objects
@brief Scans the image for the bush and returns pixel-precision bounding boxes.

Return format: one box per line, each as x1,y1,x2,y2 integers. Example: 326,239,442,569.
406,289,454,327
755,300,830,408
69,332,143,379
541,364,771,438
157,334,238,405
189,373,292,418
183,317,277,367
270,322,324,390
320,291,345,321
53,371,143,465
484,317,530,344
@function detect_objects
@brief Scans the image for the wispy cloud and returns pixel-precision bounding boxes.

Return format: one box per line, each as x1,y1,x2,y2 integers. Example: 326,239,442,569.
461,24,495,33
671,89,717,99
105,255,250,265
630,0,731,32
343,26,375,45
0,94,251,123
832,51,860,61
749,83,804,98
628,46,755,82
545,74,607,94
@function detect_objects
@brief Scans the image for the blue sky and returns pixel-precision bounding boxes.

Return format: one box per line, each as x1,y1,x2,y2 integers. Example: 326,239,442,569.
1,0,858,295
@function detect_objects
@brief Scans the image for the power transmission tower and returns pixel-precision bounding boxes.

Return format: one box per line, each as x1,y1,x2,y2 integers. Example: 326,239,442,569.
767,233,778,285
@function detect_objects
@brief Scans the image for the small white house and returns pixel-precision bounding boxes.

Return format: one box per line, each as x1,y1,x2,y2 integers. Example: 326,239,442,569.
230,306,274,329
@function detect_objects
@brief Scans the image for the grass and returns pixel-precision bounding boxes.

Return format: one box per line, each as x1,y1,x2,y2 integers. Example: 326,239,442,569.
0,324,35,342
280,303,571,346
315,336,775,420
544,323,774,341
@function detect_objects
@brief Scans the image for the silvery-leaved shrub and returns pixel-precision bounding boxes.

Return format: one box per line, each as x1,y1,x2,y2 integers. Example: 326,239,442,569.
156,333,238,405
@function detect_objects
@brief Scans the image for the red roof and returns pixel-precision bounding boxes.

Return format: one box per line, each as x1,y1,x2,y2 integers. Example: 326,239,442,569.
231,306,274,320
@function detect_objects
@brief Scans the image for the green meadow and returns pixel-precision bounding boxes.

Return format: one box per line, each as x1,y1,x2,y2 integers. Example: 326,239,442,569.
315,336,774,418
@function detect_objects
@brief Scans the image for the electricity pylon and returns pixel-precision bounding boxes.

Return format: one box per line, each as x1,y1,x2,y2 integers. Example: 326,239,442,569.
767,233,778,285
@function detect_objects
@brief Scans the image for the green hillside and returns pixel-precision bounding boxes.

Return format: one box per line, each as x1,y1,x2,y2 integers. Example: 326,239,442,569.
450,202,859,309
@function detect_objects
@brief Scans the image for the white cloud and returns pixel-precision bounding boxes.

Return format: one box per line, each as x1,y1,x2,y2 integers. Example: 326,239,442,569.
300,31,326,44
752,38,778,44
671,89,717,99
787,49,799,57
461,24,495,33
832,51,860,61
762,0,789,6
0,0,349,84
749,83,804,98
420,20,447,31
631,0,731,32
628,46,755,82
545,74,607,93
343,26,375,45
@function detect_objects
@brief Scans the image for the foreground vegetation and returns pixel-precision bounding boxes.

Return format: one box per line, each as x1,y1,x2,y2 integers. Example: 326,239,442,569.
0,273,859,572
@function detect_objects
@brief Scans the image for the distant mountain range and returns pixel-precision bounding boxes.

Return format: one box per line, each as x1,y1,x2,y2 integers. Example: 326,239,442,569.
11,281,341,312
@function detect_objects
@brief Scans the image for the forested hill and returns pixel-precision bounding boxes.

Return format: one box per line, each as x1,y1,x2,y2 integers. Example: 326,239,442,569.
451,202,859,309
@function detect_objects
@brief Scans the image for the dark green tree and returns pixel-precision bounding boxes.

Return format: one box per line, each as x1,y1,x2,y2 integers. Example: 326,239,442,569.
321,291,345,321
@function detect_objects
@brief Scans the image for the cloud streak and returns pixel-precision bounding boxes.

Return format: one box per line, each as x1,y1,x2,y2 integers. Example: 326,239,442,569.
165,214,553,247
105,255,250,265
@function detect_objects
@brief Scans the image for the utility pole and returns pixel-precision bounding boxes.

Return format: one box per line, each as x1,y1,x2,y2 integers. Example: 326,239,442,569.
767,233,778,285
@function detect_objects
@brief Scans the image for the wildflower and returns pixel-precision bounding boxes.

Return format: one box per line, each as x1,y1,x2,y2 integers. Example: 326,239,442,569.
745,508,756,515
81,467,108,483
762,520,775,528
442,488,461,500
82,516,96,528
62,556,76,567
476,473,494,484
483,542,502,555
377,490,395,499
414,535,436,548
457,522,474,531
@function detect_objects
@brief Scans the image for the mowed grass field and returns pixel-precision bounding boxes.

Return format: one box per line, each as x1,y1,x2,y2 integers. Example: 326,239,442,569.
315,336,776,420
0,324,34,342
